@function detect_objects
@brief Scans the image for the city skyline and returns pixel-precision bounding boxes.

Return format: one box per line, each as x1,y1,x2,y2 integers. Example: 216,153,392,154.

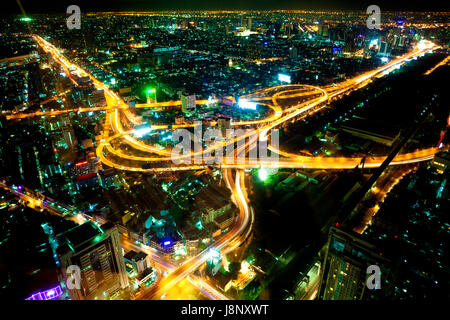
3,0,449,15
0,4,448,307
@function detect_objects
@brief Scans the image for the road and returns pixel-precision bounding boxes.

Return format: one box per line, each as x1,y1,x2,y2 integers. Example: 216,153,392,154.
9,36,441,174
4,35,444,300
0,180,230,300
134,169,252,299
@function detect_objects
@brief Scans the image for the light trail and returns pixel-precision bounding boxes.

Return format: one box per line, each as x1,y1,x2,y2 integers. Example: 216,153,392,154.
9,35,442,300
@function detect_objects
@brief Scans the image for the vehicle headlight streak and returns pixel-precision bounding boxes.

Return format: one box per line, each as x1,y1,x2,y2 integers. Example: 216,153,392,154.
22,35,445,300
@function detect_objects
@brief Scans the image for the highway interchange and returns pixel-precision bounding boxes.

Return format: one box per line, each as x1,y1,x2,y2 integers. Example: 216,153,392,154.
5,35,445,300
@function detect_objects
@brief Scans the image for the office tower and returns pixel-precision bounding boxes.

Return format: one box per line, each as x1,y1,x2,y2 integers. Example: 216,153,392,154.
318,227,390,300
377,41,391,57
124,250,152,276
217,117,232,138
431,151,450,174
58,221,129,300
45,115,78,151
181,92,196,114
289,47,298,59
285,24,293,37
28,62,44,100
318,24,329,37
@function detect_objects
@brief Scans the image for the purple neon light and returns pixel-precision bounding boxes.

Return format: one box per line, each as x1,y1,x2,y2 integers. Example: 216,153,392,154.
25,285,63,300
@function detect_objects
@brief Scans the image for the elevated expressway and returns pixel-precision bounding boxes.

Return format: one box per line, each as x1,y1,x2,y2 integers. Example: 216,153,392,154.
12,35,443,300
91,40,441,173
11,36,440,173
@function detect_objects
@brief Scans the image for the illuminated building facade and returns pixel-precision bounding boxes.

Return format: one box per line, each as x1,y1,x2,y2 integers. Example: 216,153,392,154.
25,285,63,300
58,221,129,300
431,151,450,174
124,250,150,275
181,92,196,114
319,227,390,300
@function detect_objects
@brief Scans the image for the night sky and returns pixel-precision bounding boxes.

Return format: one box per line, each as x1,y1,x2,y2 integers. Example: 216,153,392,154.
3,0,448,15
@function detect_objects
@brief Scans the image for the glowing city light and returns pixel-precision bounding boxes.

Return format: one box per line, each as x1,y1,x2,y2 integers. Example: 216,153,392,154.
258,168,268,181
240,260,250,273
75,161,88,167
278,73,291,83
25,285,63,300
206,248,221,260
3,28,442,304
133,126,152,138
238,100,257,110
369,39,379,47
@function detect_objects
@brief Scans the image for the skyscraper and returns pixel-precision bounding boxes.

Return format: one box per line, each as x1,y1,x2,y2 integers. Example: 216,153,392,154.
217,117,232,138
377,41,392,57
58,221,129,300
289,47,298,60
318,227,390,300
181,92,196,114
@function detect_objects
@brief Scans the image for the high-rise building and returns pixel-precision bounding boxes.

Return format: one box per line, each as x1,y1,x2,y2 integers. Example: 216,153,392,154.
217,117,232,138
43,114,78,164
58,221,129,300
285,23,293,37
431,151,450,174
181,92,196,114
318,24,329,37
124,250,151,275
377,41,391,57
88,89,106,107
392,34,406,48
318,227,390,300
289,47,298,60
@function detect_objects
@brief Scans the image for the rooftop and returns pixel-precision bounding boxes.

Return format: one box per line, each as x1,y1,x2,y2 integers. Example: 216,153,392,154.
57,221,105,253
